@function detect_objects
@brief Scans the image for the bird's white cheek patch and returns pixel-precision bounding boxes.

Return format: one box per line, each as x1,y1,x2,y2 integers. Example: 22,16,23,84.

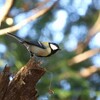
50,44,58,50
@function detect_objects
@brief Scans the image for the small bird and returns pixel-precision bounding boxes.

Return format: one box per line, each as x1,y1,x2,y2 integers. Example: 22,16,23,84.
7,33,60,57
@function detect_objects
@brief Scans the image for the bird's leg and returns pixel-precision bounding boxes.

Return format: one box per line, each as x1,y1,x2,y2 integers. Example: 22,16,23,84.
29,51,43,65
30,51,34,57
30,51,39,62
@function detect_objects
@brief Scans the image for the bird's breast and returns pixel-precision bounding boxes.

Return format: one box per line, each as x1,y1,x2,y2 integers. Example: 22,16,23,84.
30,46,51,57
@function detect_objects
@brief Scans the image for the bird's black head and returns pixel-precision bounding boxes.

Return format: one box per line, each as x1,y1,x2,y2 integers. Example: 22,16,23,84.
49,43,60,55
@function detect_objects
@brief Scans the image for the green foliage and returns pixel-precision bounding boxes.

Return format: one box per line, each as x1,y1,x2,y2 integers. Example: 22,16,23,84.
0,0,100,100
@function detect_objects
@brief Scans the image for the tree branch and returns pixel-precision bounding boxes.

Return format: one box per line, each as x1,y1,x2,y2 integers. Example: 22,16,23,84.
76,12,100,54
0,0,13,25
79,65,100,77
68,48,100,66
58,65,100,80
0,0,58,35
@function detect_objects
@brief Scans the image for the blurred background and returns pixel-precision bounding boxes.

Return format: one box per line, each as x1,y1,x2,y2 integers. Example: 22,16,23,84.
0,0,100,100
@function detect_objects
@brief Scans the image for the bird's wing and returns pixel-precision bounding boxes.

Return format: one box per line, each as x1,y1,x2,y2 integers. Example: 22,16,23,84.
7,33,47,49
24,41,46,49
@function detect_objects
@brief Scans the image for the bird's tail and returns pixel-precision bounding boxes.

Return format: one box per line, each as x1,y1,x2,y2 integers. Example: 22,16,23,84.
7,33,25,44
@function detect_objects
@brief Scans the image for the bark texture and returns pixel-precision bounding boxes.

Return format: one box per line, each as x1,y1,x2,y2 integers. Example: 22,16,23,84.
0,58,46,100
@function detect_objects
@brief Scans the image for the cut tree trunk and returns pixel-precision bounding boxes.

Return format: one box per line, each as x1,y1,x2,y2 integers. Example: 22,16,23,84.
0,58,46,100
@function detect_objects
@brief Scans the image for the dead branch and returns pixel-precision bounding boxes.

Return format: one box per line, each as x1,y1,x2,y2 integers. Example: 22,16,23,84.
0,58,46,100
0,0,58,35
0,0,13,25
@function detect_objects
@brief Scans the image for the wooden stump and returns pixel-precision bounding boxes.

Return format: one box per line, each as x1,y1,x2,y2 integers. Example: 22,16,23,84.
0,58,46,100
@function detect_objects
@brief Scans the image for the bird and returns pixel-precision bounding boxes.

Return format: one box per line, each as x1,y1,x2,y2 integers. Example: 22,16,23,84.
7,33,60,57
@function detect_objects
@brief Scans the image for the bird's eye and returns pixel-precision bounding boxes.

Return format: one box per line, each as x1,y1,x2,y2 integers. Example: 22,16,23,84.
50,43,58,50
